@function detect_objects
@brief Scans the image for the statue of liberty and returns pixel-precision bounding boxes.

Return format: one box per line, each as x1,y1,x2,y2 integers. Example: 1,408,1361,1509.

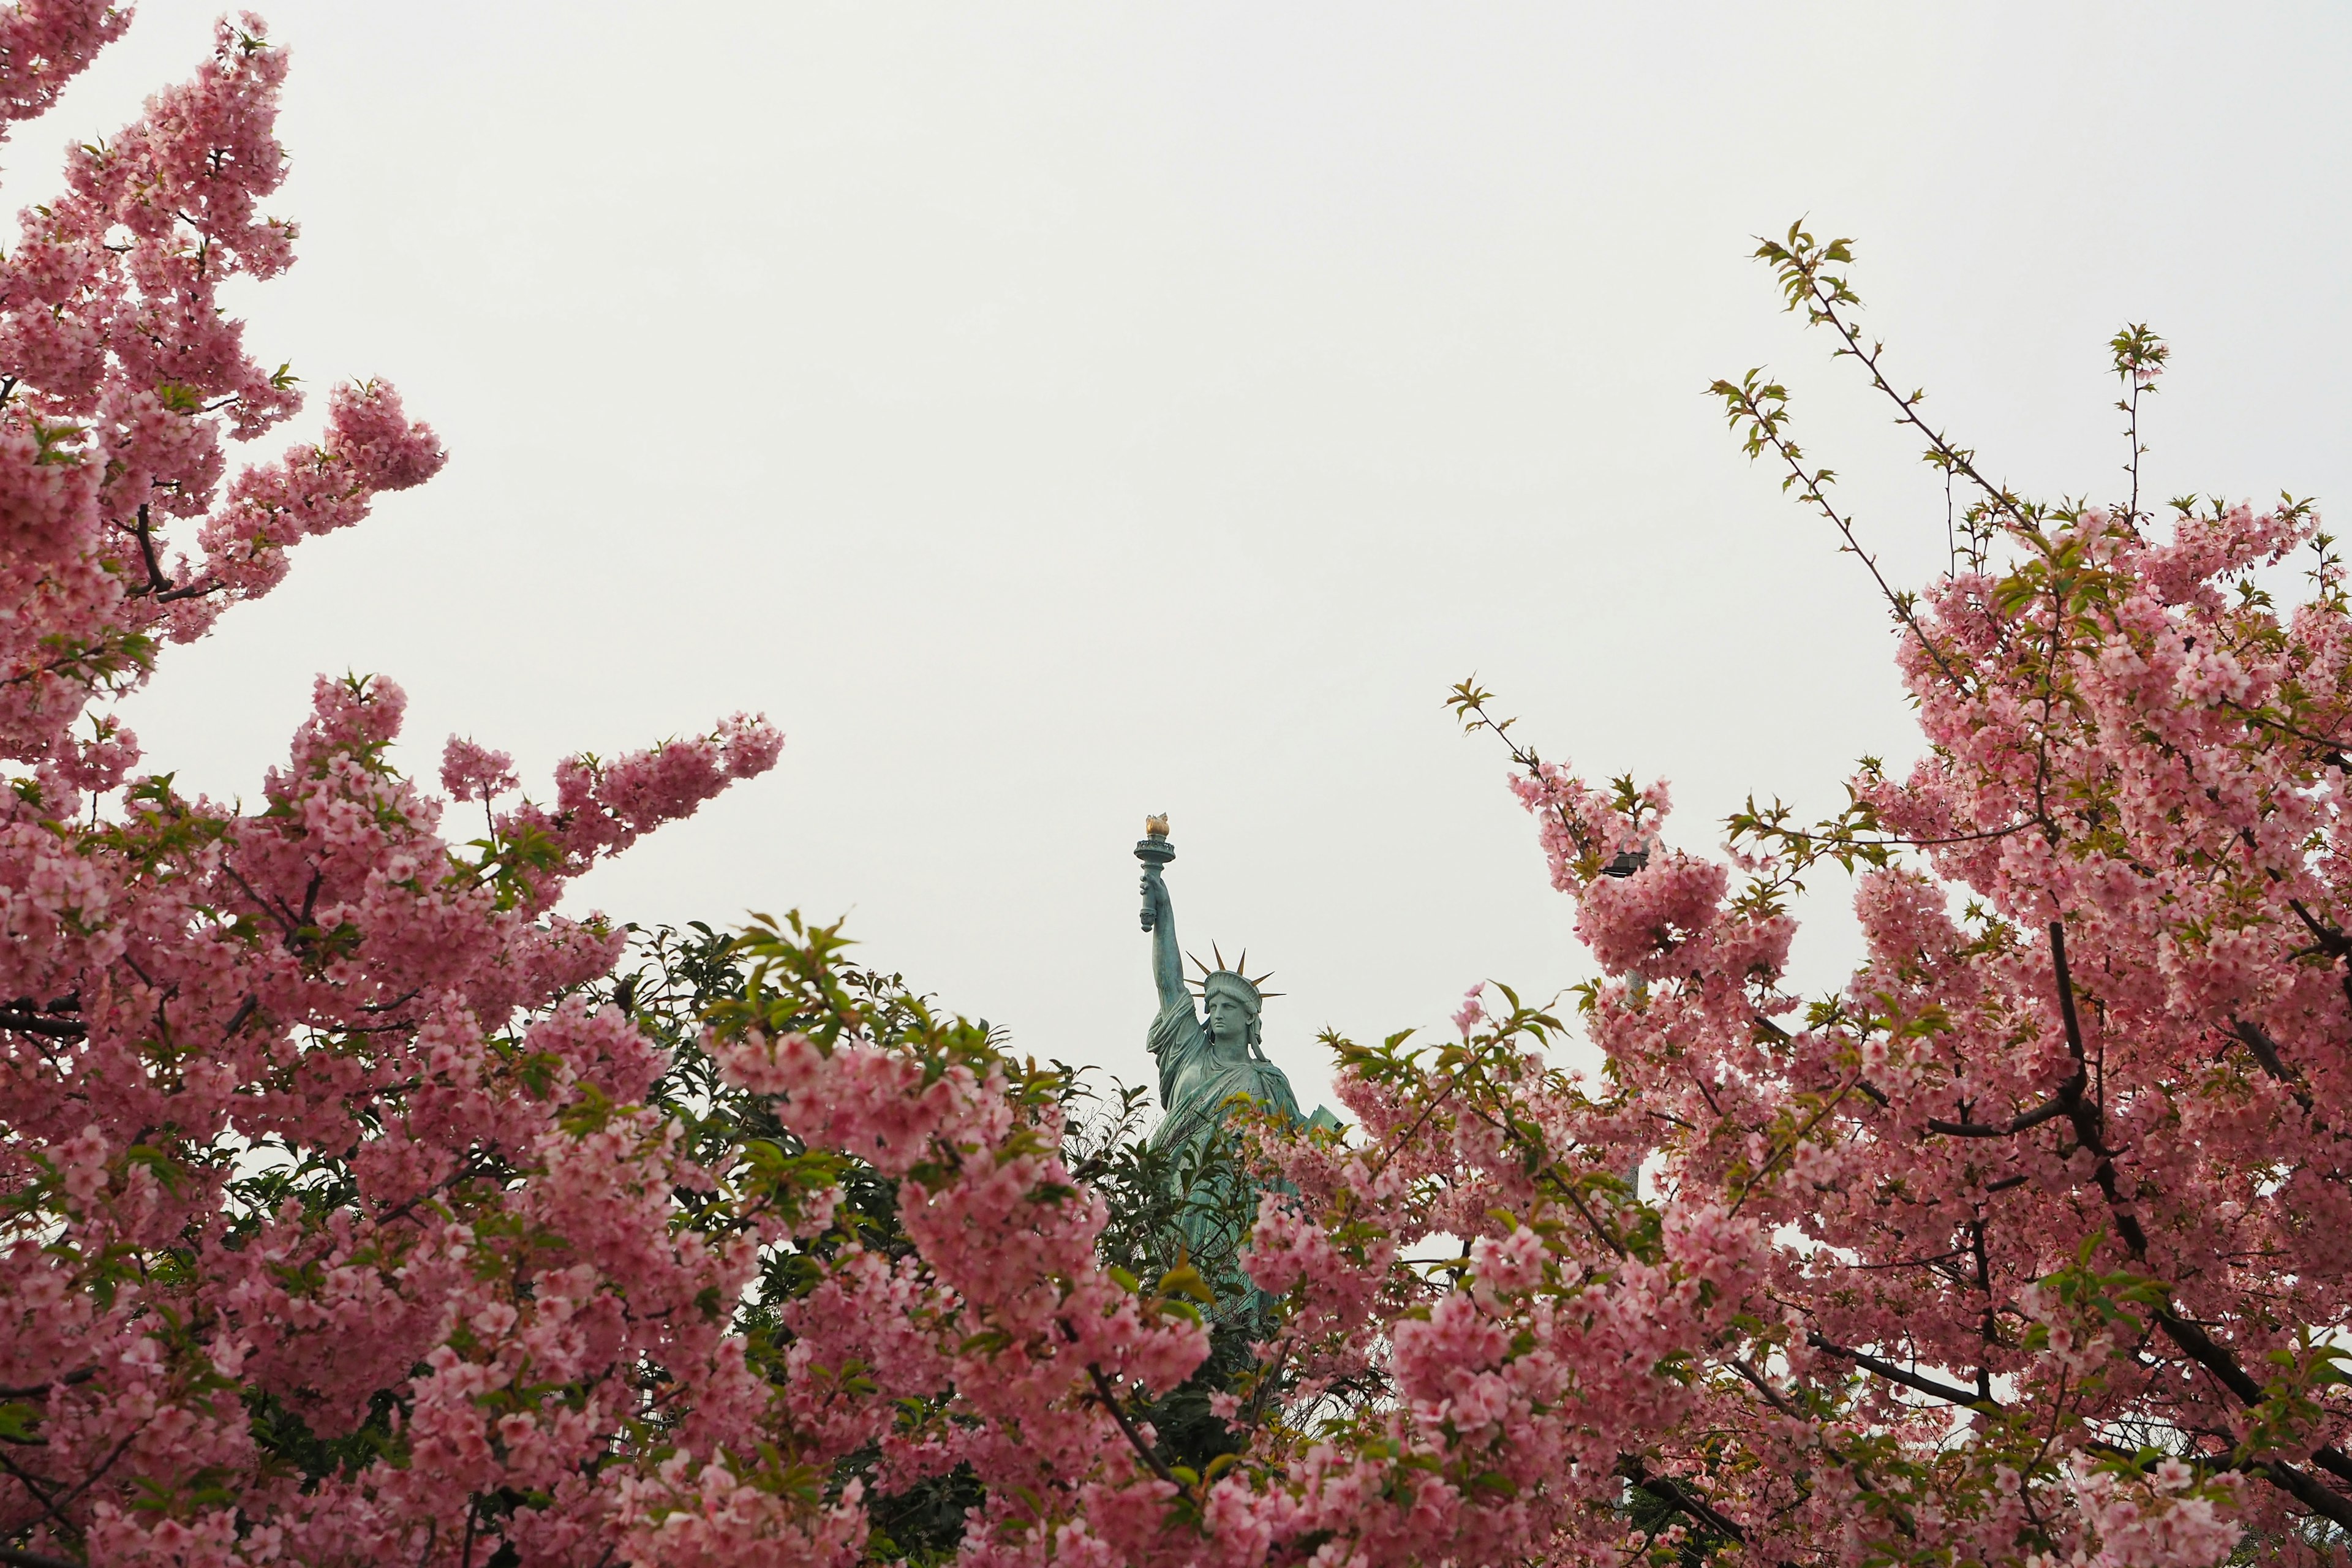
1133,817,1320,1270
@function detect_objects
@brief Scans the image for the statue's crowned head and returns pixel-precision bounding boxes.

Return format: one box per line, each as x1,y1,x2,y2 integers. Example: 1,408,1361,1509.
1191,946,1278,1054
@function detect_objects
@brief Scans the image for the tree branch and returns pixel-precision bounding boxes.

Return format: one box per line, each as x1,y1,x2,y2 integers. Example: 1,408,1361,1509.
1087,1365,1188,1497
1711,372,1967,693
1809,1336,1993,1409
15,1421,141,1539
1766,230,2030,534
2249,1457,2352,1534
2230,1019,2316,1116
0,1008,84,1041
0,1548,83,1568
0,1368,96,1401
1925,1096,2071,1140
2040,927,2352,1510
1617,1455,1746,1545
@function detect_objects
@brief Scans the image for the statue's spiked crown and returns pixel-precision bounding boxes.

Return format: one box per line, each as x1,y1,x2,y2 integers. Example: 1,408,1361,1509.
1188,941,1280,1011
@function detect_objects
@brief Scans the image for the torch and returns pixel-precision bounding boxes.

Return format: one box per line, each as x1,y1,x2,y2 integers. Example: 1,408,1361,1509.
1136,813,1174,930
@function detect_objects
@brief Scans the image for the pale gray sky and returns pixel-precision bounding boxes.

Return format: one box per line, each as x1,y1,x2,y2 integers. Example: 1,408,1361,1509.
34,3,2352,1110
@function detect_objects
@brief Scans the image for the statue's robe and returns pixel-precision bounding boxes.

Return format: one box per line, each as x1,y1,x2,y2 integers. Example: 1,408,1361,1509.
1147,997,1306,1273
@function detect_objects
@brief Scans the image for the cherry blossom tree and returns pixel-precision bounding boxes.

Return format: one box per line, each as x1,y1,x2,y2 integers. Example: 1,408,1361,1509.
0,17,1211,1568
1212,232,2352,1566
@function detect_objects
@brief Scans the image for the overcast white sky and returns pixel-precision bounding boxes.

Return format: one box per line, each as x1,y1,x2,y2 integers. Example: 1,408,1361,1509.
27,4,2352,1110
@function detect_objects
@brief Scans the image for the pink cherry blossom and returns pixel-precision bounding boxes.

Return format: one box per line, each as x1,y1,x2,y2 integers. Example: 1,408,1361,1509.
440,736,518,803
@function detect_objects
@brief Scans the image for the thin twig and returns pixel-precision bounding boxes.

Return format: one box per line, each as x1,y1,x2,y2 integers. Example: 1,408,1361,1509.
1715,375,1968,693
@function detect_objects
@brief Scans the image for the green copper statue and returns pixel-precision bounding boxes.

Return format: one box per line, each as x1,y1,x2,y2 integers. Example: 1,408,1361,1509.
1134,816,1313,1265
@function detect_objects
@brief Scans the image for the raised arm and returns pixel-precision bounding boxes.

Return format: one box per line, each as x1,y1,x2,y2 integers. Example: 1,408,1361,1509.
1141,865,1187,1014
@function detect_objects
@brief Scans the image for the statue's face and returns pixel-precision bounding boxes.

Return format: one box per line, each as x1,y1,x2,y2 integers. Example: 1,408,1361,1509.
1204,988,1254,1050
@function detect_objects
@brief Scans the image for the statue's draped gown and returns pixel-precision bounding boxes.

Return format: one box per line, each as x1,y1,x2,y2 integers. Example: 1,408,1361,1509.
1147,994,1305,1266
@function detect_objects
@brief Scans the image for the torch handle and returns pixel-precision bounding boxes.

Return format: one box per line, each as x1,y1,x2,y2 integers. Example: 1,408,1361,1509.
1135,839,1174,932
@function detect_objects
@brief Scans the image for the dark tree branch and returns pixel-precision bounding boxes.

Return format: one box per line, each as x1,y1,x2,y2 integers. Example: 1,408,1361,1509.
15,1422,141,1539
0,1547,82,1568
0,1369,96,1401
1617,1455,1747,1545
219,994,258,1041
2250,1457,2352,1534
1810,1336,1992,1409
2230,1019,2316,1116
1925,1096,2071,1139
0,1445,59,1504
0,1008,83,1041
127,504,169,596
359,988,422,1016
2035,929,2352,1516
1087,1365,1187,1497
